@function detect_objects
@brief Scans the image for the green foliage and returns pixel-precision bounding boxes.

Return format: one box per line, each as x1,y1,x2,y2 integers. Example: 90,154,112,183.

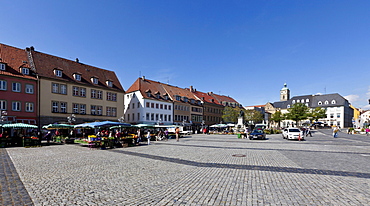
307,107,327,122
285,103,310,125
244,110,264,124
270,110,285,127
222,106,240,123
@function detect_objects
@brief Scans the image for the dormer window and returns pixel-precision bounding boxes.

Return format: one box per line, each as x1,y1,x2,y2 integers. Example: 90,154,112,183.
197,100,202,105
164,94,169,100
91,77,99,84
183,97,188,102
106,80,113,87
191,99,195,104
21,67,29,75
54,69,63,77
146,89,152,97
324,100,329,105
292,100,295,104
0,63,5,71
176,95,181,101
318,101,322,105
74,74,81,81
331,100,336,104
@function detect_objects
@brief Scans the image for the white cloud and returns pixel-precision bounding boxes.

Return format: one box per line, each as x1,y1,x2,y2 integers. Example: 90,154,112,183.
344,94,359,104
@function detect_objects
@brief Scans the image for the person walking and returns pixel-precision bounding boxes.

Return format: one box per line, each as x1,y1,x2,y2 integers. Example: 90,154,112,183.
175,127,180,142
333,126,339,138
137,129,141,144
147,130,151,145
306,127,312,137
164,129,168,141
366,128,369,136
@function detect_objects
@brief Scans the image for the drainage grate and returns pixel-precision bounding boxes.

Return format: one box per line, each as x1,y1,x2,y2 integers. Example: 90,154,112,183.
232,154,246,157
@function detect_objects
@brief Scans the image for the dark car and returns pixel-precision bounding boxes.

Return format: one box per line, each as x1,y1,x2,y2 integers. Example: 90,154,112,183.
248,129,266,140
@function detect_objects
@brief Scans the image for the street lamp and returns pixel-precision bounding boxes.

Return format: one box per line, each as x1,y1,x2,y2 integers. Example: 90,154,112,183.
1,111,7,133
67,114,76,124
157,118,162,125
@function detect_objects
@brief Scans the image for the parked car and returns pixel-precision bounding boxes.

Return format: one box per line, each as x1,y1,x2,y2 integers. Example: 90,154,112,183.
282,128,304,140
248,129,266,140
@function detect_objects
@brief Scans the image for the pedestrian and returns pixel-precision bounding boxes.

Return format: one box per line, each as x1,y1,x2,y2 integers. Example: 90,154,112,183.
164,129,169,141
137,129,141,144
306,127,312,137
44,131,52,145
333,126,339,138
147,130,151,145
366,128,369,136
175,127,180,142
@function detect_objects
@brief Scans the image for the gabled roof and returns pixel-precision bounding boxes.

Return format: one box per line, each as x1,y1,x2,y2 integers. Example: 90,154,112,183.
190,90,222,105
208,92,242,107
0,43,37,80
126,77,171,102
28,48,124,92
161,83,199,105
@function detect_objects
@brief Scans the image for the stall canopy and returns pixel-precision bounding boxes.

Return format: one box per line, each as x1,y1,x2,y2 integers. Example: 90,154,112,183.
42,124,75,129
74,121,131,128
1,123,38,128
210,124,228,128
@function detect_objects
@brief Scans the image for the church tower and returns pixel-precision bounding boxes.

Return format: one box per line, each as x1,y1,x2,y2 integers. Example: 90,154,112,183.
280,83,290,101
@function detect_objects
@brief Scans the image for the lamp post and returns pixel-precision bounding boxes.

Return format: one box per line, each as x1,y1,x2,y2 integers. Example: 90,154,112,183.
67,114,76,124
157,118,162,125
201,120,205,133
1,111,7,133
118,116,125,123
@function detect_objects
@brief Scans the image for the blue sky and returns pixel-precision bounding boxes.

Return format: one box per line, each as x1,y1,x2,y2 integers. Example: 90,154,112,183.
2,0,370,109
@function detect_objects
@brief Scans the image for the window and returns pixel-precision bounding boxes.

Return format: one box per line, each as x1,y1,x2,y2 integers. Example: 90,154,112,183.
74,74,81,81
176,96,181,101
80,88,86,97
156,103,159,109
146,102,150,107
25,102,34,112
73,103,79,114
106,80,113,87
25,84,34,94
12,101,21,111
22,68,30,75
331,100,336,104
306,99,309,102
60,84,67,94
73,86,79,96
132,103,135,109
287,105,291,108
0,80,7,90
91,89,96,98
151,103,154,108
91,77,99,84
12,82,21,92
138,102,140,108
292,100,295,104
151,113,154,121
52,83,59,93
168,115,171,122
60,102,67,113
107,92,117,101
324,101,329,105
146,113,150,120
168,105,171,110
160,104,163,109
0,100,6,110
52,101,59,113
330,113,334,118
106,107,117,117
97,106,102,115
137,113,140,120
54,69,63,77
337,113,340,118
0,63,5,71
80,104,86,114
97,91,102,99
318,101,322,105
91,105,97,115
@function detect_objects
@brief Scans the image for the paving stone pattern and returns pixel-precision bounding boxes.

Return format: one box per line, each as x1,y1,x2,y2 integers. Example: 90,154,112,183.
2,131,370,205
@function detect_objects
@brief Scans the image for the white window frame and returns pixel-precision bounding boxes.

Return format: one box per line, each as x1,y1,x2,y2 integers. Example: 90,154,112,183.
0,63,5,71
60,84,67,95
25,84,34,94
22,67,30,75
106,80,113,87
80,88,86,97
25,102,34,112
52,101,59,113
0,100,6,110
60,102,67,113
74,74,81,81
73,103,79,114
91,77,99,84
12,101,21,111
80,104,86,114
54,69,63,77
52,83,59,93
0,80,6,90
12,82,21,92
331,100,336,104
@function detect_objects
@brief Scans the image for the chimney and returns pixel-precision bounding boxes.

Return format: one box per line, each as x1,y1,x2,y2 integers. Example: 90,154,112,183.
190,86,194,92
75,58,79,63
30,46,35,51
142,76,145,80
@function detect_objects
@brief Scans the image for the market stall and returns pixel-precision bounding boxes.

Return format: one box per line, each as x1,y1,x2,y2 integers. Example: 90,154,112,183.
1,123,38,147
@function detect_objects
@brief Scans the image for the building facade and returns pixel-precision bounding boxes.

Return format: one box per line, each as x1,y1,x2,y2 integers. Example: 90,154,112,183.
26,46,125,126
0,44,38,125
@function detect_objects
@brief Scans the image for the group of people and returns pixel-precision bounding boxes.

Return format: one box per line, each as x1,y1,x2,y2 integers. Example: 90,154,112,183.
138,127,180,145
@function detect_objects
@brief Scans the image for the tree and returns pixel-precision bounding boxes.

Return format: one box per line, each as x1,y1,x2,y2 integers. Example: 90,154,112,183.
307,107,327,123
244,110,264,125
222,106,240,123
285,103,310,126
270,110,285,128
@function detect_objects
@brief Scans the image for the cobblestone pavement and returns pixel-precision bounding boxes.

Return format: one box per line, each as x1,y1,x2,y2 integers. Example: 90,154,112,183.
2,131,370,205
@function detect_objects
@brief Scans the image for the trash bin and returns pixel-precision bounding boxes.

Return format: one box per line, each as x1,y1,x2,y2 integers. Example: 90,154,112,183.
237,134,241,138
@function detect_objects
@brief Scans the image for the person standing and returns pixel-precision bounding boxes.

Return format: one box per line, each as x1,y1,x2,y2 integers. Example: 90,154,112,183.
175,127,180,142
306,127,312,137
147,130,151,145
333,126,339,138
164,129,169,141
137,129,141,144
